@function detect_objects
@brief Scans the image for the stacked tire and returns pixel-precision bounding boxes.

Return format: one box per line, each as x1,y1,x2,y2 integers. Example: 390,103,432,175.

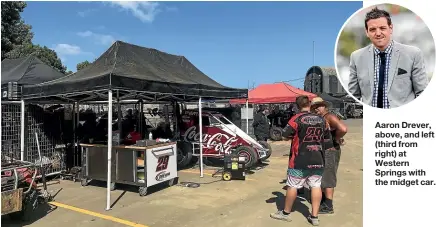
269,126,283,141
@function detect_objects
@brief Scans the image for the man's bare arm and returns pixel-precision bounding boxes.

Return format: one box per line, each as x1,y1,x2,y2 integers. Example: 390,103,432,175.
327,114,347,139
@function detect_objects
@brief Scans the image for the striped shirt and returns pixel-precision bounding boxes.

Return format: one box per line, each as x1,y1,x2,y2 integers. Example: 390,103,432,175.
372,40,394,109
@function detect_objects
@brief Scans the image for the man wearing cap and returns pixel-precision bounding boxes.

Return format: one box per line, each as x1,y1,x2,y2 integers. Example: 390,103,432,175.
311,97,348,214
252,105,270,142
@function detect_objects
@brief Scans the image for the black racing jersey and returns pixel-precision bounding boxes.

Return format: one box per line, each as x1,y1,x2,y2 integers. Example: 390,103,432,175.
283,111,331,169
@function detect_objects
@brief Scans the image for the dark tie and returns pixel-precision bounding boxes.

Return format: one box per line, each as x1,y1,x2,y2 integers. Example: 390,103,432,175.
377,52,387,108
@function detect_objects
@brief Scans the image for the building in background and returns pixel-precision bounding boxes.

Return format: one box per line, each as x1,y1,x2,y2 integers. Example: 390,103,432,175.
304,66,347,96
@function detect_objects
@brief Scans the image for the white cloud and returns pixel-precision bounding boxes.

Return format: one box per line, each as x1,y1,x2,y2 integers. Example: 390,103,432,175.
77,31,93,37
53,44,82,55
77,31,116,46
98,34,116,46
109,1,161,23
52,43,93,62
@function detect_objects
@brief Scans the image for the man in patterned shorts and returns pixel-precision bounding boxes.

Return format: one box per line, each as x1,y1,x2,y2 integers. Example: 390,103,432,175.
270,95,330,226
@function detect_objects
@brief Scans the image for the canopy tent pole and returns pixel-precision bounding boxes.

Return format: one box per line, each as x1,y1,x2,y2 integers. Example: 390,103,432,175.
76,102,80,168
106,90,113,211
20,100,25,161
246,80,249,134
199,97,204,178
72,102,76,165
245,99,249,134
117,90,122,142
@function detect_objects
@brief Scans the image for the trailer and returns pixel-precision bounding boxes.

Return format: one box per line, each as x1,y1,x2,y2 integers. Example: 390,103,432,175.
1,159,50,220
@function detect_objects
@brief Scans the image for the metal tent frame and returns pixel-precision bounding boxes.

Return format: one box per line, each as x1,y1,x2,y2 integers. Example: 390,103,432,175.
22,88,248,211
18,41,249,211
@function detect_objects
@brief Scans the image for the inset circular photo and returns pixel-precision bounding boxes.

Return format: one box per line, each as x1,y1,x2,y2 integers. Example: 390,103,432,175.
335,3,435,109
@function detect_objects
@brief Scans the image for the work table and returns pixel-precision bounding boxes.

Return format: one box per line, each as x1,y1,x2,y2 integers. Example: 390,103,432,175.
79,142,177,150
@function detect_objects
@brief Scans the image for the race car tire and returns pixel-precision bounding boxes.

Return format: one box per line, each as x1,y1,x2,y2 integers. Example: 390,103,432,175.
177,141,193,169
235,145,258,168
258,141,272,161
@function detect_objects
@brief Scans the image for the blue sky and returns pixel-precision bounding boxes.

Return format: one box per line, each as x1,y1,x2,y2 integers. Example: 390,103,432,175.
21,1,362,89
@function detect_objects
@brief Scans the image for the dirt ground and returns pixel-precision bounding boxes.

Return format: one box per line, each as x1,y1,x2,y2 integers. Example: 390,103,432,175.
2,119,362,227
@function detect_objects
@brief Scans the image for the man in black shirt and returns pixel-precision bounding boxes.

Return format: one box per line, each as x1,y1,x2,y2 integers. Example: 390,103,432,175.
270,96,330,226
252,105,270,141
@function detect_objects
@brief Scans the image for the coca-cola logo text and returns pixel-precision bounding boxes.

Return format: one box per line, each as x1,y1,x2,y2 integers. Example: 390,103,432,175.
183,126,238,154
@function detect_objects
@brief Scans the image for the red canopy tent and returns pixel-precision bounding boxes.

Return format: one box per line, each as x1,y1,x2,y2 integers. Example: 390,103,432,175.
230,82,317,104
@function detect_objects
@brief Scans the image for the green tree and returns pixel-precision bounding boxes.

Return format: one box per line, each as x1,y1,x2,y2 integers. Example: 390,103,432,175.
338,31,359,57
2,1,67,74
1,1,33,60
5,43,67,74
76,60,91,71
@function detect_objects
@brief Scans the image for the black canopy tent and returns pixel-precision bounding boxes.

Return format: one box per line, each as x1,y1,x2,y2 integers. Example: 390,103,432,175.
1,55,67,162
22,41,247,102
1,55,66,86
1,55,67,101
20,41,248,211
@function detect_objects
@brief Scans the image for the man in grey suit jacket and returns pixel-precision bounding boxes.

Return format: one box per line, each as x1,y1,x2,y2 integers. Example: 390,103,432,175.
348,7,429,109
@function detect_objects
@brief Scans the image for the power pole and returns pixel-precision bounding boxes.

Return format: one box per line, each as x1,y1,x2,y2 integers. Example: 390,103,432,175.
313,41,315,67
